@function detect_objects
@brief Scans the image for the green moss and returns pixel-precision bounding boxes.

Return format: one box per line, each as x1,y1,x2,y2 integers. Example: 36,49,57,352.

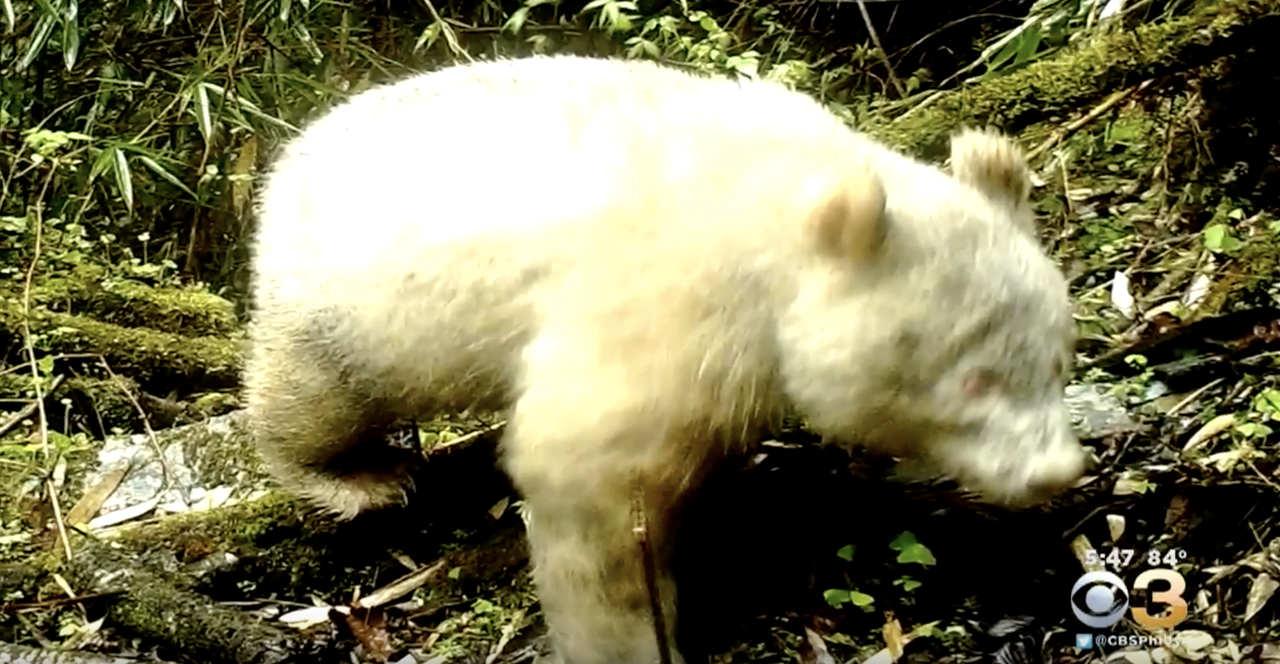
110,491,306,556
0,302,242,392
859,0,1275,157
63,376,137,432
8,262,239,338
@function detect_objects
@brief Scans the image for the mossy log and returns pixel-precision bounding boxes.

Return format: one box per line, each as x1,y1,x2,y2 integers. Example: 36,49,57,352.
22,264,239,338
861,0,1280,158
62,535,321,664
0,300,242,394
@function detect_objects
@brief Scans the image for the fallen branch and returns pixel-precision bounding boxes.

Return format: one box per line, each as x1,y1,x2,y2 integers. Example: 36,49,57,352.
0,305,241,393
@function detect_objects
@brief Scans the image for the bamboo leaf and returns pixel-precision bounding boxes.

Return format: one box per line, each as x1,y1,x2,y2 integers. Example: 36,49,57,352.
503,6,530,34
88,146,116,183
230,135,258,218
194,82,214,144
2,0,14,34
30,0,58,18
1012,25,1042,67
135,154,197,199
61,12,80,71
291,20,323,63
201,83,298,131
17,13,57,72
112,148,134,214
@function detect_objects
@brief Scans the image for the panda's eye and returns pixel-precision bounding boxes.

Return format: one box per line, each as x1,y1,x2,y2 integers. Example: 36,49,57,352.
962,368,1000,398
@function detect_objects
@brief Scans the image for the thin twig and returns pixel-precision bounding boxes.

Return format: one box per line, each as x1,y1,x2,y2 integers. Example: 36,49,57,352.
21,163,73,562
1026,79,1155,161
1,591,125,611
855,0,906,99
98,358,177,506
354,559,448,610
418,0,474,62
0,374,64,438
631,477,672,664
0,353,99,378
430,420,507,453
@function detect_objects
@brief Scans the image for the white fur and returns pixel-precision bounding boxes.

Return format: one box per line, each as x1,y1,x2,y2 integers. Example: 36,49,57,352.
245,55,1086,664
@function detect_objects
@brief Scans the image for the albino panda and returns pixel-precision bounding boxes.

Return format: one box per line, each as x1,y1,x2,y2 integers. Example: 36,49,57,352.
244,55,1086,664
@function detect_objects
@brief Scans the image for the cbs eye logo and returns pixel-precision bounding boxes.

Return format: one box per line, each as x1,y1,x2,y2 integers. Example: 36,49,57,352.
1070,570,1189,630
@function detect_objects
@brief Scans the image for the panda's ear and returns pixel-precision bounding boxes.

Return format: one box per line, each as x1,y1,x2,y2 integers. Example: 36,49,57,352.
950,127,1035,231
806,168,888,266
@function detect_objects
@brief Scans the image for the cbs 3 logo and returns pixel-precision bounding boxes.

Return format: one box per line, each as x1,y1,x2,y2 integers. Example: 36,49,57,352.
1070,569,1189,629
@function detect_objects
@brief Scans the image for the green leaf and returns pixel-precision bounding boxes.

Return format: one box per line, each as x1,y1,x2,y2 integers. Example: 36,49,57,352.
849,591,874,607
983,31,1024,74
30,0,57,19
1235,422,1273,439
1012,25,1042,67
0,216,28,233
134,154,197,199
822,589,851,607
88,145,117,183
415,22,442,52
1203,224,1227,251
836,544,855,562
889,531,919,551
891,531,937,566
17,13,57,73
2,0,15,35
897,544,937,566
199,83,298,131
61,12,80,71
111,148,134,214
503,6,531,33
291,21,323,64
37,354,55,375
1124,354,1148,369
194,83,214,146
1254,389,1280,417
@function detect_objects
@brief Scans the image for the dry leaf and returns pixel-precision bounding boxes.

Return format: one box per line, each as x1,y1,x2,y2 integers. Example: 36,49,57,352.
1107,514,1126,542
1111,270,1136,318
882,612,905,662
489,496,510,521
1244,573,1279,622
87,495,160,530
1168,630,1215,660
343,607,394,662
280,605,343,629
798,625,836,664
1183,413,1235,453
